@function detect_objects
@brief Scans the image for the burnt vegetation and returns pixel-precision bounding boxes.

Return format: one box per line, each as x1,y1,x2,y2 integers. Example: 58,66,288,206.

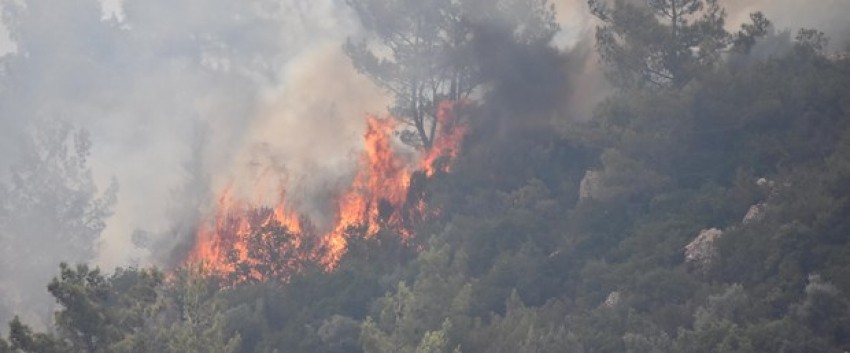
3,0,850,352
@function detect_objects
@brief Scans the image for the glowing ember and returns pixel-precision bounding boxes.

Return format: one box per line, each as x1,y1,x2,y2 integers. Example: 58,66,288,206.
186,101,468,282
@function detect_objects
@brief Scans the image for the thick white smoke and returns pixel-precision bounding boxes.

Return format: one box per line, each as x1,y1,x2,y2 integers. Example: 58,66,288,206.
0,0,388,326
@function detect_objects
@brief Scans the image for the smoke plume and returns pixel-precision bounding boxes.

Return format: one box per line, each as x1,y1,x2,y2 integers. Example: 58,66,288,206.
0,0,386,326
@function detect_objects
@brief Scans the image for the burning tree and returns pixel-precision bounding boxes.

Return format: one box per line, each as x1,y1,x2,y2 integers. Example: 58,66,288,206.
220,208,315,285
344,0,558,149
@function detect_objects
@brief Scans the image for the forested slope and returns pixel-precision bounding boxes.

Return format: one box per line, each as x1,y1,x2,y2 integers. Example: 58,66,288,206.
2,1,850,352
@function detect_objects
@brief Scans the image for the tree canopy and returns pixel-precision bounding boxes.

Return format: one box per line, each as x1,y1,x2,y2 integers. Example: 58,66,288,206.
588,0,770,88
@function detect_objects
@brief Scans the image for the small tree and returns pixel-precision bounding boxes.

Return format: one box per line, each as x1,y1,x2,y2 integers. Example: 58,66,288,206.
4,264,163,353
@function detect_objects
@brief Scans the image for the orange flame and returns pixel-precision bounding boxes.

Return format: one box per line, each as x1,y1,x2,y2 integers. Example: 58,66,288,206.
187,185,305,279
186,100,468,282
321,115,413,267
421,100,468,175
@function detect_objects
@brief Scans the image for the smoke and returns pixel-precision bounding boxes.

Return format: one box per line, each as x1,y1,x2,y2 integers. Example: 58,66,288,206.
0,0,389,326
550,0,610,121
723,0,850,52
223,43,390,229
552,0,594,48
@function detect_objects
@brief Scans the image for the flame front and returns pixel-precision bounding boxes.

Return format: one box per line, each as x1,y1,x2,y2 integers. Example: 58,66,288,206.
186,101,467,282
421,100,468,175
187,186,305,279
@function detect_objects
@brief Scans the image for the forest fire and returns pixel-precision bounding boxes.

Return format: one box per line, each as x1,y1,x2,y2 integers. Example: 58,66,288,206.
186,101,467,282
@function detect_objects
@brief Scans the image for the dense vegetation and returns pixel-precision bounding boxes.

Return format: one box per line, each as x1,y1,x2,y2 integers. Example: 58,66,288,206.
3,0,850,352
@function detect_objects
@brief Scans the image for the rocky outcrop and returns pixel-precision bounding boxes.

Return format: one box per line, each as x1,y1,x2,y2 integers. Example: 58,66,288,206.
685,228,723,273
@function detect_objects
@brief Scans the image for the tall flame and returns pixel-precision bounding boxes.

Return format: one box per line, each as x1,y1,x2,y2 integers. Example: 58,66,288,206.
321,115,411,267
186,100,467,282
421,100,468,175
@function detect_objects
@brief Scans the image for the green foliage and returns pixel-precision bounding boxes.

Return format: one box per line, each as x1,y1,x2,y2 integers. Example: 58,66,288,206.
360,239,470,353
2,264,163,353
588,0,769,88
792,275,850,346
146,267,241,353
468,293,580,353
0,265,247,353
317,315,362,353
7,316,71,353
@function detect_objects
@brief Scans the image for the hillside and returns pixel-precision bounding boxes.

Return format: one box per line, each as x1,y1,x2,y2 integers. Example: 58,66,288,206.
2,1,850,352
